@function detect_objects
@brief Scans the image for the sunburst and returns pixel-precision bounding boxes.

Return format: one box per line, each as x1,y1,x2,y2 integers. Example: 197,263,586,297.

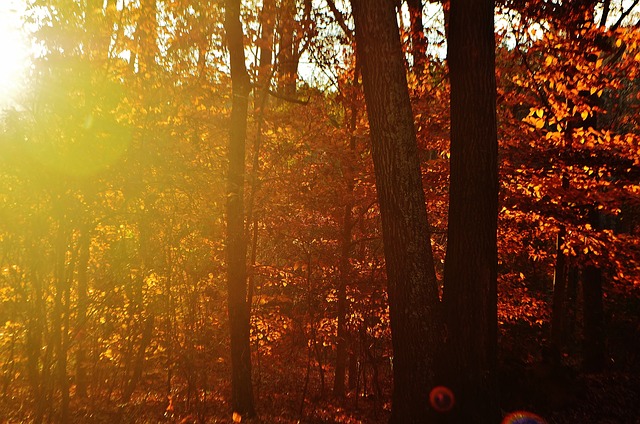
0,0,31,109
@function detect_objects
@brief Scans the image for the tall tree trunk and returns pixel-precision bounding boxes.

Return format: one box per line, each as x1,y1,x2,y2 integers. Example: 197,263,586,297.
582,264,605,372
75,230,91,399
406,0,428,75
565,264,579,346
258,0,276,88
26,266,46,424
278,0,300,96
351,2,441,422
247,0,276,307
130,0,158,76
551,225,568,354
333,71,359,398
51,224,71,424
582,208,605,372
224,0,256,417
551,174,570,356
442,0,499,420
122,314,155,402
85,0,114,64
333,203,351,398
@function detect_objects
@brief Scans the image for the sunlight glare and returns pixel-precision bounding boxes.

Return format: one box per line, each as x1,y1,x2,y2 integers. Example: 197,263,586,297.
0,0,31,109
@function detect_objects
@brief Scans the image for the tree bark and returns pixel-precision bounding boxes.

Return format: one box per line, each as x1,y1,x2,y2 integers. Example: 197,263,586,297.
442,0,500,420
51,224,71,424
551,225,568,353
258,0,276,88
224,0,256,417
122,314,154,403
582,264,605,372
278,0,300,96
333,71,360,398
333,203,352,397
351,1,441,422
582,208,605,372
75,230,91,399
406,0,428,75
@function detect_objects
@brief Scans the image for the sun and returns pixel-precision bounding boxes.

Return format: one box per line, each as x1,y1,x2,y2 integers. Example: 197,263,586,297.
0,0,31,109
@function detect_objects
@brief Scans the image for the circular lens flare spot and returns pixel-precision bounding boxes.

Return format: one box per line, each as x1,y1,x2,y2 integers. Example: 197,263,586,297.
429,386,455,412
501,410,547,424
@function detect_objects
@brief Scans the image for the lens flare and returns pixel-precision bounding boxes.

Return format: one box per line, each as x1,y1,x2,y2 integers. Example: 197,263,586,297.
501,410,547,424
429,386,455,412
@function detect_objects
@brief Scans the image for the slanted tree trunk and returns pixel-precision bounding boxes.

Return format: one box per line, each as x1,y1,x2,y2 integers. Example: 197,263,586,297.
442,0,500,420
224,0,256,417
351,1,441,422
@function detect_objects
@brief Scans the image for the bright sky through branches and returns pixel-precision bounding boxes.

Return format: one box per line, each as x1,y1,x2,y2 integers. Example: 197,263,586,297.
0,0,30,109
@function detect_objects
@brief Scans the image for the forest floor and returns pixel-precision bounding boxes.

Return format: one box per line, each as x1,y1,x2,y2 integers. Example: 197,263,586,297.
545,372,640,424
3,365,639,423
2,371,640,423
3,312,640,423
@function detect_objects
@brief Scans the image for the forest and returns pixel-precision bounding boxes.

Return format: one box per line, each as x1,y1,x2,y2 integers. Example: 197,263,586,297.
0,0,639,423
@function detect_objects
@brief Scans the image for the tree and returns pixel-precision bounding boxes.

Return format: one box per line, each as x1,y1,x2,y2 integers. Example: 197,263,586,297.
224,0,256,417
406,0,428,75
442,0,500,421
350,1,441,422
497,0,640,372
333,66,360,398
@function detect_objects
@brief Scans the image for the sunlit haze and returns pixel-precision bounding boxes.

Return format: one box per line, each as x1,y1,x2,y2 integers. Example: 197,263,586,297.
0,0,30,109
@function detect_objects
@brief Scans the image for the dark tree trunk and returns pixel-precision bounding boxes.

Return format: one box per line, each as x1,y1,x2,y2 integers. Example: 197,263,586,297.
351,1,441,422
582,208,606,372
582,264,605,372
334,200,352,398
551,225,568,354
565,265,579,345
551,175,571,356
334,75,359,398
333,200,352,398
224,0,256,417
599,0,611,27
442,0,500,420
